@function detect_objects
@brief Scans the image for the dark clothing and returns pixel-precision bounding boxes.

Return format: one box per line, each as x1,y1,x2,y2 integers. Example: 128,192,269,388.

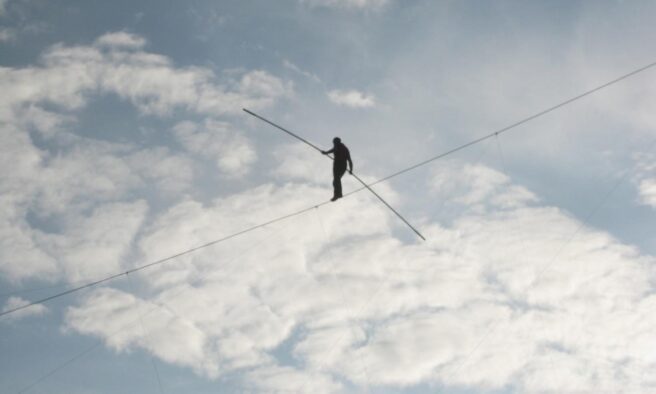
330,143,352,170
325,142,352,172
324,142,353,200
333,165,347,198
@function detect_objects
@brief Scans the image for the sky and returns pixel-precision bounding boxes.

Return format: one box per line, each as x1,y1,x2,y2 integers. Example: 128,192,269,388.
1,0,656,393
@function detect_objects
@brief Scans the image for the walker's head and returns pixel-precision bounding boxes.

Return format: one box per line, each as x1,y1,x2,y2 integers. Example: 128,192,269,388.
333,137,341,145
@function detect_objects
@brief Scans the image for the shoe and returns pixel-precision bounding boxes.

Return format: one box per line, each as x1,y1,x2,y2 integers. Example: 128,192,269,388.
330,196,340,202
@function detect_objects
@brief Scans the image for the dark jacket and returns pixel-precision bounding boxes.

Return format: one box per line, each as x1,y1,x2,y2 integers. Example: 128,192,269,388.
327,142,352,171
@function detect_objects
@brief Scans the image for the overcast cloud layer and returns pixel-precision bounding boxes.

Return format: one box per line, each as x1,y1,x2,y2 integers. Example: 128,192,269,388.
1,1,656,393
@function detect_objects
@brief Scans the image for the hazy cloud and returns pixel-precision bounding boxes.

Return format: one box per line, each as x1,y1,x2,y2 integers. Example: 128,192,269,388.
95,31,146,49
1,296,47,321
0,218,57,283
639,178,656,207
38,201,149,283
173,119,256,178
66,288,214,376
126,147,196,194
327,89,376,108
283,59,321,83
242,365,342,393
301,0,389,9
430,161,538,210
0,28,14,41
634,153,656,208
272,142,326,183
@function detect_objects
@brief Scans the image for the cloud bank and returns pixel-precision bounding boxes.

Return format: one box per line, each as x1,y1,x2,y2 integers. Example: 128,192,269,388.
0,32,291,283
63,156,656,393
328,89,376,108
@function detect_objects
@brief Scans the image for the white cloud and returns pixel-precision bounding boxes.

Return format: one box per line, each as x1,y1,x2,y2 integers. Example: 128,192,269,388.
12,105,73,137
0,124,57,282
0,133,196,284
332,311,486,386
0,28,14,41
238,70,293,105
301,0,389,9
639,178,656,207
1,296,48,321
430,161,538,211
242,365,342,393
0,32,292,119
0,215,57,283
65,288,214,376
95,31,146,49
0,32,292,284
327,89,376,108
126,147,195,194
38,201,148,282
173,119,256,177
64,165,656,392
34,145,141,214
272,142,327,183
633,152,656,208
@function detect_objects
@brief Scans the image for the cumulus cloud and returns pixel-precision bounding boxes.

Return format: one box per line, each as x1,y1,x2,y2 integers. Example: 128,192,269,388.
0,215,58,282
64,162,656,392
1,296,47,321
327,89,376,108
65,180,393,376
66,288,214,375
242,365,342,393
272,142,327,183
431,161,538,211
0,32,292,119
633,152,656,208
0,125,57,282
0,28,15,42
126,147,195,194
238,70,292,105
38,201,149,282
34,145,141,214
0,32,291,284
173,120,256,177
95,31,146,49
639,178,656,207
0,138,193,283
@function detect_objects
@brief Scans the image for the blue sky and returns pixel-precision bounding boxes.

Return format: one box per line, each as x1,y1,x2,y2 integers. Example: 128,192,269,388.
1,0,656,393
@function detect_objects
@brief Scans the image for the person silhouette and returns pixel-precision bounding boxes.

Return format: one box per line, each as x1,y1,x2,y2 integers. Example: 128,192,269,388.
322,137,353,201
